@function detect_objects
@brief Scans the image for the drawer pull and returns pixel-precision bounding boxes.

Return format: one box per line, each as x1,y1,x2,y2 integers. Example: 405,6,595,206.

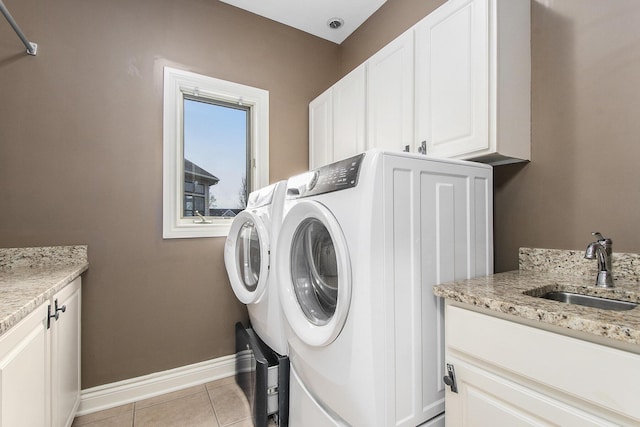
444,363,458,393
47,299,67,329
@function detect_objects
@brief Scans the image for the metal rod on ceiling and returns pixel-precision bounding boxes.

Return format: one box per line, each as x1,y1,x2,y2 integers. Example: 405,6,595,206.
0,0,37,55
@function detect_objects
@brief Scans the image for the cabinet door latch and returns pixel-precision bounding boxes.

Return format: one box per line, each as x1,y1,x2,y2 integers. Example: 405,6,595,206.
443,363,458,393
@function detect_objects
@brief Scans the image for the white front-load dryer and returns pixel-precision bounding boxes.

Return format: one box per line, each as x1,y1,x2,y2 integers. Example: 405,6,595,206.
224,180,288,356
276,150,493,427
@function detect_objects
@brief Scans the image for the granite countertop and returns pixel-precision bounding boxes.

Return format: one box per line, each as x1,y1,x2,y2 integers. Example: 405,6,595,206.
0,246,88,337
433,248,640,346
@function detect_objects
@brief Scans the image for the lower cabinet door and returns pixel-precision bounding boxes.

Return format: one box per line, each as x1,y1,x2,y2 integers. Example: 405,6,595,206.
445,357,618,427
51,278,82,427
0,303,50,427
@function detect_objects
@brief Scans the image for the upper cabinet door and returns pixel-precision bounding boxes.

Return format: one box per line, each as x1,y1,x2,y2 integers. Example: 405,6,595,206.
415,0,530,164
332,64,366,163
309,88,333,170
415,0,489,159
367,31,414,154
310,65,366,169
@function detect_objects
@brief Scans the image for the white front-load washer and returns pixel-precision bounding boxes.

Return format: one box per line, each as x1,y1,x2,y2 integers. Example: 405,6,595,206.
276,150,493,427
224,180,288,356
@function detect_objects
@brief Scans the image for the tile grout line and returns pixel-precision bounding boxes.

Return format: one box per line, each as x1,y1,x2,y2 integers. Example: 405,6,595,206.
205,384,222,427
74,379,237,426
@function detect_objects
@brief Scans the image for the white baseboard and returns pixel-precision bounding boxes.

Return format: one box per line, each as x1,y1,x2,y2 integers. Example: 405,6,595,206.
77,354,236,416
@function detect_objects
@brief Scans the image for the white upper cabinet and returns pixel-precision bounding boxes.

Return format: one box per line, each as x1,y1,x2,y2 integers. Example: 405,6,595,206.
309,64,366,169
416,0,530,164
309,0,531,168
332,64,366,162
309,88,333,170
367,31,414,154
415,0,489,160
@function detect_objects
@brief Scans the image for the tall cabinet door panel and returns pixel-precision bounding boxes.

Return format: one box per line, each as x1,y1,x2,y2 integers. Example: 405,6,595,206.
332,64,366,162
415,0,489,158
367,32,414,153
382,156,492,427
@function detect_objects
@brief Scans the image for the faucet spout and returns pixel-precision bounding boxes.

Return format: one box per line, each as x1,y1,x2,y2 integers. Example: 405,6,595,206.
584,232,615,288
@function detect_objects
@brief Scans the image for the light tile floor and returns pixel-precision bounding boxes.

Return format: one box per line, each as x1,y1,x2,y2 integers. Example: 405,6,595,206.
72,376,274,427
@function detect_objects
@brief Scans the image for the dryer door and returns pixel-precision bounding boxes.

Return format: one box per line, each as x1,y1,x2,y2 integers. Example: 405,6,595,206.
225,210,270,304
277,200,351,347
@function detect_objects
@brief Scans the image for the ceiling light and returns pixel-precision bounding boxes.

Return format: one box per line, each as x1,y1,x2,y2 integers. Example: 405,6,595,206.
327,17,344,30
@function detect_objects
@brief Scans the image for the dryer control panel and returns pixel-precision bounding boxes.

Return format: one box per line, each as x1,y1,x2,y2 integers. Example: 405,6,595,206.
287,153,364,199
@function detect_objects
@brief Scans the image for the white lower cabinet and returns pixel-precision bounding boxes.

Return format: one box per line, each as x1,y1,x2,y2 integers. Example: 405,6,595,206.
51,279,82,427
0,302,50,426
446,357,618,426
0,277,81,427
444,304,640,426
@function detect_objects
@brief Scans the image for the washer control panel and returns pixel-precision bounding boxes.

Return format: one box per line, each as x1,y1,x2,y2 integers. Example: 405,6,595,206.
287,153,365,199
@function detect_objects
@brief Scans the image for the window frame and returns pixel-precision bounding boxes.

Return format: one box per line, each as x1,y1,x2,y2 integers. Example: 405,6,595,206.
163,66,269,239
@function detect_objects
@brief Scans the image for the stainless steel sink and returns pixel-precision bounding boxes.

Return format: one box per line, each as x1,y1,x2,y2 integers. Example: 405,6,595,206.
540,291,638,311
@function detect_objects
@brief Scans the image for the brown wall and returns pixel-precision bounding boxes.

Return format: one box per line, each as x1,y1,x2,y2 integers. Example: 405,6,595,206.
341,0,640,272
3,0,640,390
0,0,337,387
494,0,640,271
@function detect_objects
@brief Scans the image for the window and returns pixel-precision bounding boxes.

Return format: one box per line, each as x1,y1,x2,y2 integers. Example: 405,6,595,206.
163,67,269,238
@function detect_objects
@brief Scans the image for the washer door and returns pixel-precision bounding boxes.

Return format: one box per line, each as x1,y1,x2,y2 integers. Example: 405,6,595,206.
277,200,351,347
224,210,270,304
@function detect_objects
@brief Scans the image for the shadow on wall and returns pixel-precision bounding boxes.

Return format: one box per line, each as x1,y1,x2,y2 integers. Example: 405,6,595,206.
0,52,27,68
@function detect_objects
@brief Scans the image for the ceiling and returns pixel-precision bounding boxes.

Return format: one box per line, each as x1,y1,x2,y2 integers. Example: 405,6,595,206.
218,0,388,44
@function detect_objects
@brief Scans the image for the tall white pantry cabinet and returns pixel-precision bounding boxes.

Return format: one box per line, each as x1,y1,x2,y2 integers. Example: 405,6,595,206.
309,0,530,169
0,278,81,427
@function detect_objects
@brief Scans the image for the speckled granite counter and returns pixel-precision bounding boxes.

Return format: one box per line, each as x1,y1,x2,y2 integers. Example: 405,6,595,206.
0,246,88,337
433,248,640,346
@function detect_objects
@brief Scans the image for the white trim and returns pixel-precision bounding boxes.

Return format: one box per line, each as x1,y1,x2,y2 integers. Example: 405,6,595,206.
162,66,270,239
76,354,236,416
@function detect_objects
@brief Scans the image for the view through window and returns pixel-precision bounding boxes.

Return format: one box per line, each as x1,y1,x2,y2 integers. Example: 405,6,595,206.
163,66,269,239
183,98,250,219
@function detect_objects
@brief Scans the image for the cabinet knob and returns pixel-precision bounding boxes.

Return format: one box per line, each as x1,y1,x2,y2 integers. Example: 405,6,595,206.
55,299,66,314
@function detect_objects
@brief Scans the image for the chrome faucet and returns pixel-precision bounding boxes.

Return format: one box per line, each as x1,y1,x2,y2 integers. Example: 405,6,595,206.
584,232,615,288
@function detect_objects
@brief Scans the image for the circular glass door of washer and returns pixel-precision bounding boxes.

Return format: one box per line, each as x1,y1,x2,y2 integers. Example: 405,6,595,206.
277,200,351,347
